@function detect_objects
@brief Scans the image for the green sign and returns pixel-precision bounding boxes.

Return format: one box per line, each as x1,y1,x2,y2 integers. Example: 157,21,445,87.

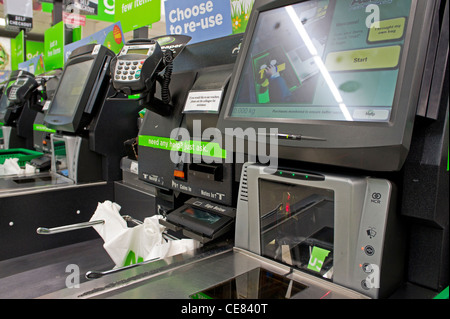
115,0,161,33
10,30,25,70
16,31,25,63
138,135,227,159
26,41,45,61
33,124,56,133
44,21,65,71
87,0,115,22
72,27,83,43
41,2,54,13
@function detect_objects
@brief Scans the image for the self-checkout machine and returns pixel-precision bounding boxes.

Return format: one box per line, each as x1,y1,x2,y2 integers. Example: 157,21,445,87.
37,33,255,299
30,69,64,170
39,0,448,300
211,0,448,299
0,43,143,262
0,69,63,171
0,70,38,150
109,34,243,245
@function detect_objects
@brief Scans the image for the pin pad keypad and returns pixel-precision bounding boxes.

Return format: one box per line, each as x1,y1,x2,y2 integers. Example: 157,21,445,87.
114,60,144,82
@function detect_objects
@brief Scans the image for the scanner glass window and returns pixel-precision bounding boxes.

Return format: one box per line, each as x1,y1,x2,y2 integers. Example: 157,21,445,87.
259,179,335,281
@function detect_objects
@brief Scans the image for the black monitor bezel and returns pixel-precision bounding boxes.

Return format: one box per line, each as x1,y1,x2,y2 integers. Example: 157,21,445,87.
44,44,112,133
217,0,434,172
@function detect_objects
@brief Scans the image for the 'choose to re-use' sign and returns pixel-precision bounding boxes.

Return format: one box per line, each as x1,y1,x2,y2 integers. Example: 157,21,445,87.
165,0,233,44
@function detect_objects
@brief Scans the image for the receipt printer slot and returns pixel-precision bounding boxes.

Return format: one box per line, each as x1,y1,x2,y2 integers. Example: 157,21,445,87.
189,163,223,182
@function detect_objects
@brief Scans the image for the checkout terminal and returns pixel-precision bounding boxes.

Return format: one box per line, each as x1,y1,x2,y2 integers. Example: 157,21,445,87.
29,69,63,170
1,69,62,170
107,35,239,243
0,70,38,150
0,43,143,260
39,0,448,300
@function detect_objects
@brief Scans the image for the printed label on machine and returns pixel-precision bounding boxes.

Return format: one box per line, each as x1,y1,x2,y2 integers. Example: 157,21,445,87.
183,90,224,113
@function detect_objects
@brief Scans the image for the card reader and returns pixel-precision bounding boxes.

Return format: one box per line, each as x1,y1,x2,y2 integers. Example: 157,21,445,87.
110,39,164,96
160,197,236,243
6,71,38,107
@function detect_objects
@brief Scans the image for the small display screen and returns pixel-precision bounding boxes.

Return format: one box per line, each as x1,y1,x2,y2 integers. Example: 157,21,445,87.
0,93,9,114
230,0,412,122
181,207,222,224
259,179,335,280
190,267,308,299
126,48,150,55
15,79,27,86
0,79,16,115
48,59,94,116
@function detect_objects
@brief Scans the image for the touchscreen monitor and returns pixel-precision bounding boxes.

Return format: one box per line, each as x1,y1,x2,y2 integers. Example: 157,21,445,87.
230,0,412,123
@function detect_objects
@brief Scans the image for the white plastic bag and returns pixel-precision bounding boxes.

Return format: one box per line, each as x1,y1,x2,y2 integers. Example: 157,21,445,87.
0,158,21,175
0,158,37,176
90,201,200,268
90,201,127,243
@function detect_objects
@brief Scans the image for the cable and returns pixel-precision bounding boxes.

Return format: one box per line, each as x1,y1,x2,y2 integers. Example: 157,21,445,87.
161,50,174,105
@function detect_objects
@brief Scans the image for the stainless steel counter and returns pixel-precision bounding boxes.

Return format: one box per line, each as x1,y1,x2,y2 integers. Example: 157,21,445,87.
0,171,74,197
0,239,114,299
40,246,368,299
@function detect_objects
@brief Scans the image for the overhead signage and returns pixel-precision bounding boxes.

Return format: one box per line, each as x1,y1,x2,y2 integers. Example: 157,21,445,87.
64,0,99,16
86,0,115,23
26,41,45,61
64,22,125,61
13,31,25,68
114,0,161,33
44,21,65,71
3,0,33,32
63,12,87,27
18,54,45,75
164,0,233,44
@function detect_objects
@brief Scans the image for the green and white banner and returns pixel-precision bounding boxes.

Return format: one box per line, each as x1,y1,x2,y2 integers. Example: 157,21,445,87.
44,22,65,71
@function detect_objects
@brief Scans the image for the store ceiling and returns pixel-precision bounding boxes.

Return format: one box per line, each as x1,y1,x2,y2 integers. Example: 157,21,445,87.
0,2,167,42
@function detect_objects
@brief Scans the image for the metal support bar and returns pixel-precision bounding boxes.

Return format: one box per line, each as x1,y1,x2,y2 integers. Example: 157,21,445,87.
36,220,105,235
36,215,179,241
85,257,160,280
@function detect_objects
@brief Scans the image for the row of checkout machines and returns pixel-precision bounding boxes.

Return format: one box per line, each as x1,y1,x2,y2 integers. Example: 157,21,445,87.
0,0,448,300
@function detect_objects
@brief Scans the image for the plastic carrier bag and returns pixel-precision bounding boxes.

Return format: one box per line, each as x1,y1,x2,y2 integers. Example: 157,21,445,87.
90,201,200,268
0,158,36,176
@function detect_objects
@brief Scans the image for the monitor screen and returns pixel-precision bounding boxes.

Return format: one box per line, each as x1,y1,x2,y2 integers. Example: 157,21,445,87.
0,79,17,118
126,48,150,55
48,59,94,116
230,0,412,123
0,92,9,114
15,79,27,86
180,207,222,225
